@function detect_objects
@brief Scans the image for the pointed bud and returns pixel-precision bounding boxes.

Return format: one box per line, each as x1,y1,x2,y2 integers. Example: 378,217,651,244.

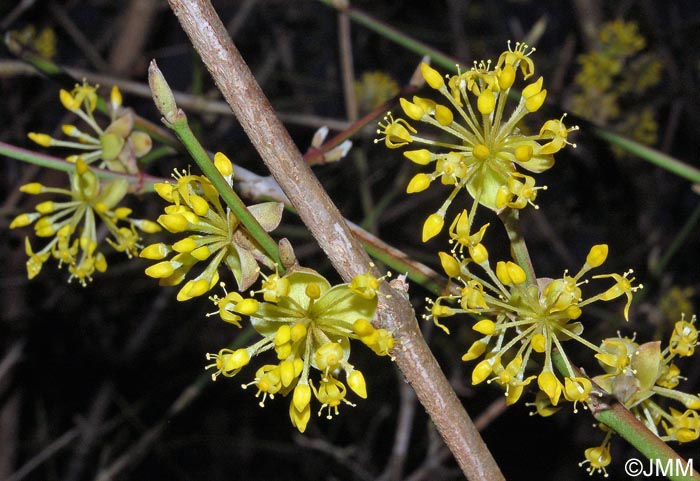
472,359,494,385
140,243,170,260
214,152,234,177
148,59,181,125
461,340,487,361
420,62,444,90
439,251,461,278
403,149,432,165
347,370,367,399
144,261,175,278
525,89,547,112
472,319,496,335
406,173,431,193
20,182,44,195
422,213,444,242
400,97,425,120
586,244,609,268
28,132,52,147
434,104,454,125
293,383,312,411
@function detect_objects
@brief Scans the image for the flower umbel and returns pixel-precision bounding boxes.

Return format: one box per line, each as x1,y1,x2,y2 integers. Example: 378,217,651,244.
583,315,700,471
28,81,152,173
432,243,641,406
377,42,578,241
205,267,394,432
10,159,160,284
140,152,284,301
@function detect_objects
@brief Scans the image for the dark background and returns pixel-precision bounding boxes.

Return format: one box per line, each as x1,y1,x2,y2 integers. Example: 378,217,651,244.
1,1,700,480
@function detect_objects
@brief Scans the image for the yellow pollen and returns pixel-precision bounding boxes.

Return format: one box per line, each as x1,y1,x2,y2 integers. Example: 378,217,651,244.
473,144,490,161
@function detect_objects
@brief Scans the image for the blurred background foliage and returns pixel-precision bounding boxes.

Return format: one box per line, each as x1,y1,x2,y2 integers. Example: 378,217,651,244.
1,1,700,480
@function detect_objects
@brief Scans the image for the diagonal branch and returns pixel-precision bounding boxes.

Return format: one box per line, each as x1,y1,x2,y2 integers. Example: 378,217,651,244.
165,1,504,480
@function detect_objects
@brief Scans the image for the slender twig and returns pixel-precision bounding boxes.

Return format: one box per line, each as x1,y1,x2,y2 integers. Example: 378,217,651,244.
165,1,504,480
498,208,536,284
7,429,80,481
589,396,700,481
594,128,700,184
0,141,165,193
316,0,459,71
147,65,283,269
651,201,700,278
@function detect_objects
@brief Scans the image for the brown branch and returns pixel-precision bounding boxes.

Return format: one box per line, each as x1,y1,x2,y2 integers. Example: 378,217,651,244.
165,1,504,480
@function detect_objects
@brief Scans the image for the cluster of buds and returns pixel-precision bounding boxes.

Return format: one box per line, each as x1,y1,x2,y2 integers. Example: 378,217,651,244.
205,267,394,432
377,42,577,241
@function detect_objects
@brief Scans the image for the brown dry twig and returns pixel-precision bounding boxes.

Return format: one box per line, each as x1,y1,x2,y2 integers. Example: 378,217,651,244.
165,1,504,480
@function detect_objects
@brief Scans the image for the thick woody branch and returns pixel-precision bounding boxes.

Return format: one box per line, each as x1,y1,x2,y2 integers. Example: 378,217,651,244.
166,1,504,479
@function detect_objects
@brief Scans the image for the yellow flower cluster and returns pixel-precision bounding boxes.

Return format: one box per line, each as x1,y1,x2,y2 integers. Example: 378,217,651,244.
377,42,577,241
140,152,283,301
354,71,400,113
10,160,160,284
567,20,663,152
581,315,700,475
433,242,641,407
7,24,57,60
205,267,394,432
28,82,152,174
13,83,161,284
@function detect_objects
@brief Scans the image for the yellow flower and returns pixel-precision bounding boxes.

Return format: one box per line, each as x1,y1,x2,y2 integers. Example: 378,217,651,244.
141,153,284,300
378,42,578,235
663,408,700,443
591,320,700,455
28,82,152,174
205,267,393,432
353,71,399,113
429,243,641,406
668,316,698,357
10,160,160,285
579,438,612,477
7,25,57,59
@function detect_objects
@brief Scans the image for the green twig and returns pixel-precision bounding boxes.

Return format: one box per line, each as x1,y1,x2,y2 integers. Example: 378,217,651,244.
592,401,700,481
652,201,700,278
0,140,163,193
148,61,282,269
498,208,536,285
595,128,700,184
316,0,459,70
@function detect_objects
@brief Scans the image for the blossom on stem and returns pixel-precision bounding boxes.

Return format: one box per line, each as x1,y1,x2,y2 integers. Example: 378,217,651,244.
429,243,640,407
585,315,700,469
28,81,152,174
205,267,394,432
10,160,160,284
377,42,577,241
140,152,283,300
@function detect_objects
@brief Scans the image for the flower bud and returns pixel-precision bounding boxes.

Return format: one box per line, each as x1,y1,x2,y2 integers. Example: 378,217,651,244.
347,370,367,399
422,213,444,242
293,383,312,411
439,252,461,278
214,152,234,177
400,97,425,120
586,244,609,268
434,104,453,125
420,62,444,89
149,59,181,124
472,319,496,335
406,173,431,193
403,149,432,165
